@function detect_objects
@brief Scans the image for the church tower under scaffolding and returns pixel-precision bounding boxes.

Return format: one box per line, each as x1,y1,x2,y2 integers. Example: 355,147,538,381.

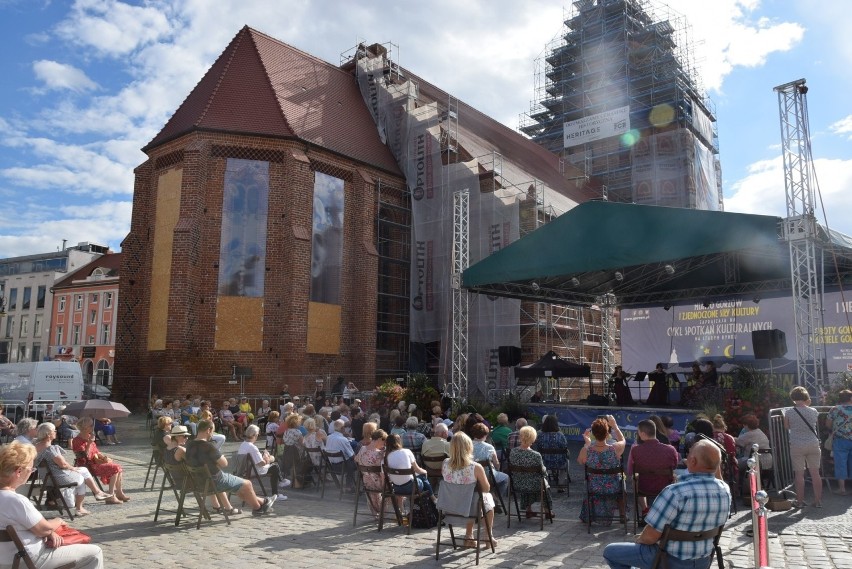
521,0,722,211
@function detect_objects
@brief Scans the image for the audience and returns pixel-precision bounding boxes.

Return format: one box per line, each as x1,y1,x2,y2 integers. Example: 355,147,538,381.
401,416,426,451
385,433,434,499
239,424,286,499
626,419,678,521
470,422,509,497
355,428,388,516
577,415,625,524
422,422,451,459
325,418,356,491
535,415,570,491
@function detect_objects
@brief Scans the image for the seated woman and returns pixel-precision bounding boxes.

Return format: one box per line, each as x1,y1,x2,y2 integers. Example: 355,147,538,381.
385,433,434,499
303,417,327,470
735,413,772,486
535,415,570,491
72,416,128,503
0,441,104,569
152,416,173,455
256,399,273,433
577,415,626,524
178,400,196,436
198,409,225,450
94,418,119,444
509,426,554,519
442,432,498,548
33,423,113,516
278,414,312,489
264,411,281,448
218,400,242,441
469,422,509,497
355,428,388,516
712,414,739,484
237,397,254,427
239,425,285,499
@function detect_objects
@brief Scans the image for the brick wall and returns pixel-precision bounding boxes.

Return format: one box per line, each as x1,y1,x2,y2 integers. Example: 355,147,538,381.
115,131,406,408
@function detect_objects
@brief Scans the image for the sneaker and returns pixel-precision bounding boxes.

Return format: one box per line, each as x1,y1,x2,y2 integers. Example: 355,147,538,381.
276,493,288,500
279,479,292,489
253,495,277,516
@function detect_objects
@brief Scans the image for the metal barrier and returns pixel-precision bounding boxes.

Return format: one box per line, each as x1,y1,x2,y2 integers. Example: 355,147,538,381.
767,405,833,492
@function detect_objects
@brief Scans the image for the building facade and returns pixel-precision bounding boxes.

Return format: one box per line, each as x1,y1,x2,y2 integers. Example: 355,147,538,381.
49,253,121,387
0,243,108,364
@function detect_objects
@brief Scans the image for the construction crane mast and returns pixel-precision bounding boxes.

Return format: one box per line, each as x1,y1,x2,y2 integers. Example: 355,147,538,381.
774,78,825,395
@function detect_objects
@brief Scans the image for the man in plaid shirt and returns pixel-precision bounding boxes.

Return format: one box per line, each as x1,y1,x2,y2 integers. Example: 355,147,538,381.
603,439,731,569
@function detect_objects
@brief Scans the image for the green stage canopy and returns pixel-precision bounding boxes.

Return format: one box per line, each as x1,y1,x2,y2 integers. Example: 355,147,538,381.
463,201,852,307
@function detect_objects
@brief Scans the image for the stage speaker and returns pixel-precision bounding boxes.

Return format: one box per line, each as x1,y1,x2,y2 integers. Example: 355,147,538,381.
498,345,522,367
752,329,787,359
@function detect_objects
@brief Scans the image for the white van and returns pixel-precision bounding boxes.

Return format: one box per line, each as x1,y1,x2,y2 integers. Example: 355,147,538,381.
0,361,84,418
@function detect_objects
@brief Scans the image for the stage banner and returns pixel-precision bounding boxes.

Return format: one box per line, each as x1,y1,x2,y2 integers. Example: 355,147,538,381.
527,404,694,443
622,290,852,375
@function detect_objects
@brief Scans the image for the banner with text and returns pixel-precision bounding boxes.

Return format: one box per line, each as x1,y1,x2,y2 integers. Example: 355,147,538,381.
563,105,630,148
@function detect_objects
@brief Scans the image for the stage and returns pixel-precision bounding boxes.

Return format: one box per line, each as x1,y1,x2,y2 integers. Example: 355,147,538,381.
526,402,697,443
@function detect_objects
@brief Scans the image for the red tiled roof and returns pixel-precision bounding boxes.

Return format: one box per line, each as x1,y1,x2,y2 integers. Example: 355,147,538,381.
145,27,401,175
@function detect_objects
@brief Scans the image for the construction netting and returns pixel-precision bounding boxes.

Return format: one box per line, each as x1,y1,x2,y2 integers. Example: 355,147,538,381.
355,52,544,399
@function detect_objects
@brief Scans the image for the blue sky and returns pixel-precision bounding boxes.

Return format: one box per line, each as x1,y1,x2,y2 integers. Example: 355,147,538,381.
0,0,850,259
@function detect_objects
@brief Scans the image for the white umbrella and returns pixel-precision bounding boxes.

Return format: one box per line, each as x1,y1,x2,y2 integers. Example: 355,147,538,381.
60,399,131,419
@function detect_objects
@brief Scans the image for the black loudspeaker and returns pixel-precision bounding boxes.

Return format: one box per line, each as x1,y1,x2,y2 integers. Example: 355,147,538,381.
752,329,787,359
498,345,522,367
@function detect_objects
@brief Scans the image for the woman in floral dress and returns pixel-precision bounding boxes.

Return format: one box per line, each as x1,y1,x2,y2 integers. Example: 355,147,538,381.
508,426,553,518
355,429,387,516
577,415,626,524
442,432,497,548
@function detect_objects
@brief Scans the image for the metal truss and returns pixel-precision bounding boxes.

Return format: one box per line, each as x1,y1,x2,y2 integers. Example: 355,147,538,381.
597,292,617,378
775,79,825,394
450,188,470,403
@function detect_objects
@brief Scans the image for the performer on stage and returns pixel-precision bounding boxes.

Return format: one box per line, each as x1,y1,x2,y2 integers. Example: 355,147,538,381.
611,366,635,406
646,363,669,406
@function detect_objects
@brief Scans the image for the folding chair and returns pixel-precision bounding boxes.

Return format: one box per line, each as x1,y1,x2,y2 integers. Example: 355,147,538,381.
320,448,346,500
757,448,775,489
650,523,725,569
234,452,270,499
32,459,76,520
304,446,325,491
506,462,552,530
182,464,232,529
476,460,507,515
583,464,627,534
381,460,423,535
1,524,76,569
154,461,193,526
435,481,494,565
353,462,402,529
538,447,571,495
422,453,448,493
143,447,163,490
632,467,674,534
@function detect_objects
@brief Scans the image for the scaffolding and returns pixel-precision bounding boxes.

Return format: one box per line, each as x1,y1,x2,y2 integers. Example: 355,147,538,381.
521,0,723,211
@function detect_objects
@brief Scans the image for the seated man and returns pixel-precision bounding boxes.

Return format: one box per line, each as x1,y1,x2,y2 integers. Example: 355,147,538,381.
401,416,426,452
421,422,451,459
506,418,527,451
324,418,356,490
627,419,679,519
185,419,276,516
603,440,731,569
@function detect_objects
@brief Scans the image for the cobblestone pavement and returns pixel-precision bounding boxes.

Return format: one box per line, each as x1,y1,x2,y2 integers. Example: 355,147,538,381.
51,417,852,568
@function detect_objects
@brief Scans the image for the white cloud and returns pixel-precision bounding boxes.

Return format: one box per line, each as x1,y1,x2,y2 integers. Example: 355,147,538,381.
32,60,98,93
725,155,852,236
830,115,852,139
667,0,805,93
0,200,132,258
0,136,132,195
54,0,173,57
